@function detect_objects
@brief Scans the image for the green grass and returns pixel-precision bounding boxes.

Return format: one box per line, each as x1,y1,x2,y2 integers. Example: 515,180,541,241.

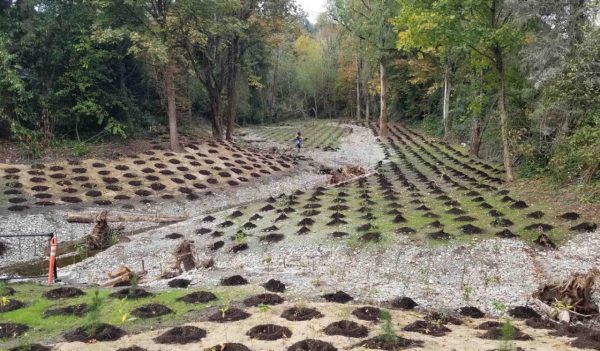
0,283,256,348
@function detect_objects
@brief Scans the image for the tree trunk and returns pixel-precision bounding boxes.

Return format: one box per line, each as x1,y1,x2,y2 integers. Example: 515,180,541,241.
469,117,482,158
442,62,451,140
365,92,370,122
356,56,361,120
379,59,388,136
269,47,280,121
209,94,223,140
164,58,179,151
226,39,239,141
494,48,515,182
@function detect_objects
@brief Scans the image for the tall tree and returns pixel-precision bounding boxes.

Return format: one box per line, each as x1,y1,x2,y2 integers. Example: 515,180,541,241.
395,0,527,181
330,0,400,136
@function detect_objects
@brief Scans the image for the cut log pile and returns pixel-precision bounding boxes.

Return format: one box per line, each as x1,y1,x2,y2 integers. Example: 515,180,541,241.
66,211,188,224
101,265,147,287
327,166,368,185
533,269,599,323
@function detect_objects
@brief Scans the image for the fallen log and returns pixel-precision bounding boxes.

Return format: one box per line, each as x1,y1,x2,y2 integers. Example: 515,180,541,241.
66,211,189,224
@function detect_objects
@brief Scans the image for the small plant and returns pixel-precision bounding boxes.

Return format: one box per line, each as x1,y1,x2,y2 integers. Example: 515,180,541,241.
86,289,104,329
0,281,9,296
492,301,507,314
219,304,230,318
492,301,515,351
257,303,271,313
116,298,133,325
0,295,9,307
74,243,88,263
498,318,517,351
234,230,247,245
379,309,398,343
128,272,139,296
110,229,121,245
462,284,473,304
70,141,90,157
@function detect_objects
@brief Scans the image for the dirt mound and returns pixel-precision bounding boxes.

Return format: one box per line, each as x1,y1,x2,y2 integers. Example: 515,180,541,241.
230,243,249,253
331,231,349,238
109,288,153,299
0,323,29,339
63,323,125,342
116,347,147,351
244,293,284,307
550,324,600,350
355,335,422,350
571,222,598,233
403,320,451,337
461,224,484,234
0,299,24,313
495,229,516,238
154,326,206,344
525,318,556,329
246,324,292,340
391,297,418,310
527,211,545,219
559,212,580,221
324,320,368,338
221,275,248,286
535,233,557,249
263,279,286,293
510,201,529,209
165,233,183,239
208,308,251,322
322,291,353,303
204,343,251,351
260,233,285,243
43,287,84,299
396,227,416,234
352,306,381,321
288,339,337,351
429,230,451,240
425,312,463,325
508,306,541,319
328,166,367,184
177,291,217,304
479,324,532,341
459,306,484,318
8,344,51,351
168,278,191,288
360,232,382,242
281,307,323,321
131,303,173,318
44,303,88,317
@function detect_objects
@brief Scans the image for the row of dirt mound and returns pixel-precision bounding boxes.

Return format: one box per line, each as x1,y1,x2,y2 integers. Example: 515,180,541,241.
1,136,295,212
7,298,595,351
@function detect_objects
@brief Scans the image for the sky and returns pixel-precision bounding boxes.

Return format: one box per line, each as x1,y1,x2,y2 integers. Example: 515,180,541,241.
297,0,328,23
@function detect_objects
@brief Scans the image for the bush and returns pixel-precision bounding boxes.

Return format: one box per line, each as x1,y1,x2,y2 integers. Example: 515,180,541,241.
550,113,600,184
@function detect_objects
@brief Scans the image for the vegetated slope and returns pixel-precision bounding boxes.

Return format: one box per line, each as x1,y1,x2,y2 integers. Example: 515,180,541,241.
192,122,595,254
0,137,295,213
249,122,346,150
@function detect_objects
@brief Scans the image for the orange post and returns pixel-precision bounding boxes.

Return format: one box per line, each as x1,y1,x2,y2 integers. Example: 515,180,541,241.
48,235,57,285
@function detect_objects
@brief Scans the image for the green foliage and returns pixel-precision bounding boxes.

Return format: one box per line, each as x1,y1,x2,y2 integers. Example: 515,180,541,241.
86,290,104,328
420,114,442,137
379,309,398,343
551,113,600,184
